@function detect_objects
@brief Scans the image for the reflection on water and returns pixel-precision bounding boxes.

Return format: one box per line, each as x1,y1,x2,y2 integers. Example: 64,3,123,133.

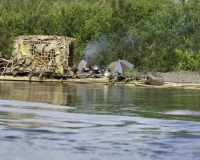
0,81,200,160
0,81,74,106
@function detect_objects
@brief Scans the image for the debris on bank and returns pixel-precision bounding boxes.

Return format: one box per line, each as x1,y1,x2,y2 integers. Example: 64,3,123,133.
4,35,200,88
3,35,76,78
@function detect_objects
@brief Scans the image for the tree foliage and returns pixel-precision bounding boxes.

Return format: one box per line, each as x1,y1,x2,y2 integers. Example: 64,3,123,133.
1,0,200,71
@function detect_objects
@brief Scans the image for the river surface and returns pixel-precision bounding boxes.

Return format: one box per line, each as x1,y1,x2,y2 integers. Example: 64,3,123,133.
0,81,200,160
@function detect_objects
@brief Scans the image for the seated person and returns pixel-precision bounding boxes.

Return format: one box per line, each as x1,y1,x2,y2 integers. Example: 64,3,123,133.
78,54,93,71
78,55,87,71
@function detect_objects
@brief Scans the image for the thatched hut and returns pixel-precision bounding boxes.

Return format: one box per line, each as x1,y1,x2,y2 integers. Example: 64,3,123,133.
10,35,75,77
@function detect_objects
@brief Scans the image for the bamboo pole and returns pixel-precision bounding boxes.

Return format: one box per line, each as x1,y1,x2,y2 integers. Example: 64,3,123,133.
1,61,11,76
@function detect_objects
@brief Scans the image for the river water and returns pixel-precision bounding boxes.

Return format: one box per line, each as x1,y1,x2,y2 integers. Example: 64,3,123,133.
0,81,200,160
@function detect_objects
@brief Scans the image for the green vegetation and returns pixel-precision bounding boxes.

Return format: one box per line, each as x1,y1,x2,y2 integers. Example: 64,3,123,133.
1,0,200,72
124,68,140,80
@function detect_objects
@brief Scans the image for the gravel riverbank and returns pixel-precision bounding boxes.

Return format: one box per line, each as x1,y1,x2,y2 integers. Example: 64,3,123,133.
155,71,200,84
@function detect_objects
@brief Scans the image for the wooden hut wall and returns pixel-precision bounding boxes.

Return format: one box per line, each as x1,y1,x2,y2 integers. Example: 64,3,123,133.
11,35,75,76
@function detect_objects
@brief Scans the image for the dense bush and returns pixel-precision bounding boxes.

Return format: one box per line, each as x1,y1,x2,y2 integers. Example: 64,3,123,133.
1,0,200,72
124,68,140,80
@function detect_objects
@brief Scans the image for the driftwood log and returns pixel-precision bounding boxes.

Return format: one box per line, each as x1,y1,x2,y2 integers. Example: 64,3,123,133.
109,73,126,84
144,73,164,86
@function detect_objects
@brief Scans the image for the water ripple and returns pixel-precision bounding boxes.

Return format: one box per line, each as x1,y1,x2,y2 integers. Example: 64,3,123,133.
0,82,200,160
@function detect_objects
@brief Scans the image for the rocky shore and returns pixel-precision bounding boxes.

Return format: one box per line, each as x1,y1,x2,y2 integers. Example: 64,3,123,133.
155,71,200,84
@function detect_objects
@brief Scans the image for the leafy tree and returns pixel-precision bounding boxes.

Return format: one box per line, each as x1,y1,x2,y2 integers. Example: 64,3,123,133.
1,0,200,71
